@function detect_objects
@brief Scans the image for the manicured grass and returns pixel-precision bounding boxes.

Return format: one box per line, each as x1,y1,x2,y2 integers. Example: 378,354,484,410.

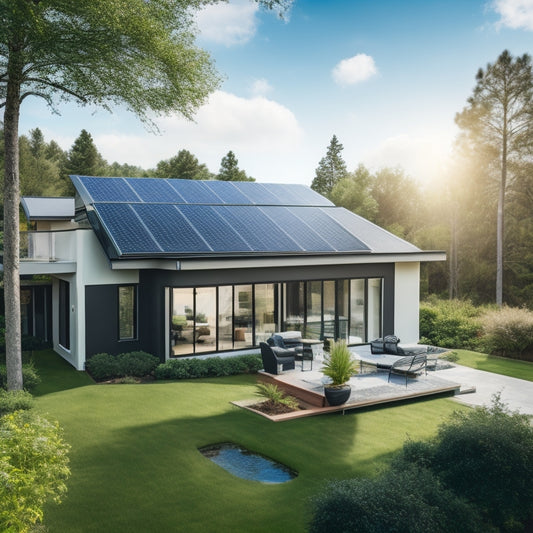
32,351,463,532
453,349,533,382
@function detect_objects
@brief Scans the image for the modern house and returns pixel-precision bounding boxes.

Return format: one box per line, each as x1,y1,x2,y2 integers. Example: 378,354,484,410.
14,176,445,370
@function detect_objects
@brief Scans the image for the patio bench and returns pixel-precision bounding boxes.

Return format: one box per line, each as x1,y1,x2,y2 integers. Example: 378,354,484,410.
387,354,427,387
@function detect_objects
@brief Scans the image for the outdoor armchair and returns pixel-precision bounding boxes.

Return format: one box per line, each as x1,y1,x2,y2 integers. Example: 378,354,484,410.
260,342,296,374
387,354,427,387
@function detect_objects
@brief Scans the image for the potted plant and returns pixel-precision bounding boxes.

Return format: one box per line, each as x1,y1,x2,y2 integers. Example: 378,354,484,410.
322,339,358,406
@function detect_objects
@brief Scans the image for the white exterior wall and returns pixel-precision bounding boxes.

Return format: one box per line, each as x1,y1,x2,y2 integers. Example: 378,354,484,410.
393,262,420,343
52,229,139,370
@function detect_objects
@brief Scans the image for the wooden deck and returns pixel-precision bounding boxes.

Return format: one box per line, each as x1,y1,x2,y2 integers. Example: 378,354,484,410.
233,366,462,422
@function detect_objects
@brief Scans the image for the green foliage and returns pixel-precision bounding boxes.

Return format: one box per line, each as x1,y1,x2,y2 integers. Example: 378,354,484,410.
419,298,483,349
0,410,70,532
217,150,254,181
309,465,482,533
118,351,160,378
311,135,348,196
0,389,34,415
394,395,533,532
321,339,357,386
0,364,41,392
154,354,262,380
85,353,121,382
256,382,299,410
479,306,533,358
154,149,213,180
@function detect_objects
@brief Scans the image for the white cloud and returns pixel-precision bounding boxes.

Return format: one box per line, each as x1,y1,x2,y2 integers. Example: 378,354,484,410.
250,78,273,97
492,0,533,31
196,0,259,46
332,53,378,86
95,91,303,175
360,133,454,184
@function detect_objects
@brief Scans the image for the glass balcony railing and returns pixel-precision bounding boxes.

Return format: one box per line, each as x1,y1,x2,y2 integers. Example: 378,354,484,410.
20,231,76,262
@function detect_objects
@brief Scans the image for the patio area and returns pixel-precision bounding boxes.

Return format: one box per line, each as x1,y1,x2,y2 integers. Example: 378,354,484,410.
234,345,463,421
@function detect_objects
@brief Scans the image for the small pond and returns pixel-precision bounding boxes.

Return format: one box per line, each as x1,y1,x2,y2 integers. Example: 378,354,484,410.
199,443,297,484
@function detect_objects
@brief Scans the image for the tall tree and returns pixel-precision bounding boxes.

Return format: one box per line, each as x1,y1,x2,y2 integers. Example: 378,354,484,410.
456,50,533,306
217,150,254,181
0,0,288,390
155,149,213,180
311,135,348,197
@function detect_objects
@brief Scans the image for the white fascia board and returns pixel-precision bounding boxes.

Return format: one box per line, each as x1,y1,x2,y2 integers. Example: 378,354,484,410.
19,261,77,275
110,251,446,271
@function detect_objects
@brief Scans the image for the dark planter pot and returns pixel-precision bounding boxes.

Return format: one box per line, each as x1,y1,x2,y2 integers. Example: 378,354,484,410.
324,385,351,406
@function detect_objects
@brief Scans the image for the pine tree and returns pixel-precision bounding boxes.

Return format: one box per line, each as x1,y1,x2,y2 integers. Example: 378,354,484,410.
311,135,348,197
217,151,254,181
155,149,212,180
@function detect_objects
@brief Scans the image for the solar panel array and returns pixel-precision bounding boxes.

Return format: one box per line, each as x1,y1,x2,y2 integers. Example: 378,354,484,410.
71,175,375,258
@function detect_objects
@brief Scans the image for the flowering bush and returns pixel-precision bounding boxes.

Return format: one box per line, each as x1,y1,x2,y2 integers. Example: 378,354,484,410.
0,410,71,532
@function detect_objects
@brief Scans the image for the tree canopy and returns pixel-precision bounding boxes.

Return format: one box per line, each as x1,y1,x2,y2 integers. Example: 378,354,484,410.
311,135,348,197
217,150,254,181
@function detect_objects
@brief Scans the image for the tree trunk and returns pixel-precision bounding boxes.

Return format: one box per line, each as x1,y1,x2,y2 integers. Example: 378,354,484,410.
496,129,507,307
3,48,23,390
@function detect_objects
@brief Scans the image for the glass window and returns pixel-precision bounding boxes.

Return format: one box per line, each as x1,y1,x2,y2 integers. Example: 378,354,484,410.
171,288,194,356
255,284,276,344
284,281,304,333
305,281,322,339
218,286,233,351
118,285,137,340
234,285,253,349
367,278,383,340
194,287,216,353
336,280,349,342
59,279,70,350
323,280,336,340
349,279,365,343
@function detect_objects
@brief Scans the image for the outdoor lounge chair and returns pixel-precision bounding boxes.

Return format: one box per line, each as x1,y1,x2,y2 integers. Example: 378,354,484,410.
267,332,303,354
260,342,296,375
387,354,427,387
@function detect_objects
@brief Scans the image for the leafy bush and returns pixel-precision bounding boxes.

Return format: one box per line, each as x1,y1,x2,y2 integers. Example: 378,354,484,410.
85,353,121,381
256,382,299,410
0,363,41,392
479,306,533,359
309,465,482,533
0,410,71,532
394,395,533,532
154,354,262,380
118,351,159,377
0,389,34,415
419,298,483,349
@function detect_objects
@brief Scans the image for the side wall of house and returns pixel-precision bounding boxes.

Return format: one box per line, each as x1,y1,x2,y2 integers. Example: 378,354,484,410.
393,262,420,343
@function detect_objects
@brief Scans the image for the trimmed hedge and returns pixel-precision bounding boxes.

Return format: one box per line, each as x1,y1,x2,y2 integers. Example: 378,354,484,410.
0,363,41,392
85,351,159,381
154,354,262,380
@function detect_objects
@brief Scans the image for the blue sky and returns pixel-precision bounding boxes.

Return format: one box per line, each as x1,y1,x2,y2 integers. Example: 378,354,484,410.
18,0,533,186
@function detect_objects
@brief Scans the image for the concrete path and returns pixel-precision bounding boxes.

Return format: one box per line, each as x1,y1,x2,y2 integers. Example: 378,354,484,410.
438,364,533,415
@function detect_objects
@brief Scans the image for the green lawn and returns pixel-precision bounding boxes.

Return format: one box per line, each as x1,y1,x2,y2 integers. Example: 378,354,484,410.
31,350,464,532
453,349,533,382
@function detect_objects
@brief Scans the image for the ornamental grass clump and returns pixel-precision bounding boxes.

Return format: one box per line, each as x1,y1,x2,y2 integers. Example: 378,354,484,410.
322,340,357,387
256,382,299,410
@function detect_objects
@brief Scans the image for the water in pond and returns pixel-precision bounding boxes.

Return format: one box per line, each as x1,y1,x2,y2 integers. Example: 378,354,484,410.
199,443,297,484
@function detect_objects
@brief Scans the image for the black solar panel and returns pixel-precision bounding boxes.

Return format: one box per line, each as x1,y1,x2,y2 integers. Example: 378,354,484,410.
229,182,285,205
126,178,185,203
177,205,252,252
201,181,252,204
94,203,160,254
79,176,140,203
166,179,222,204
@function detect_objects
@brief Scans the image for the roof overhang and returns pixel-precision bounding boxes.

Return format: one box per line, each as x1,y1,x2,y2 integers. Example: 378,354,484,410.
21,197,75,221
110,251,446,271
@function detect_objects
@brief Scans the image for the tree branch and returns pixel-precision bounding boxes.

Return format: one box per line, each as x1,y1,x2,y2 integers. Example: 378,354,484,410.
24,77,88,103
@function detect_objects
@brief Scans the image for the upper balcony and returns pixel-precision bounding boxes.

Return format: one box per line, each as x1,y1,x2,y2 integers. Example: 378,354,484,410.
18,230,77,274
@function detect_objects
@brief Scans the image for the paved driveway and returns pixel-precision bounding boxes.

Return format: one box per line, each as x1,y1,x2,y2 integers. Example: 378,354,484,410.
438,364,533,415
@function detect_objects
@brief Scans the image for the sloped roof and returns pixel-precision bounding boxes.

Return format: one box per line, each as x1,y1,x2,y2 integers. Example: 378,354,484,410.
70,175,422,260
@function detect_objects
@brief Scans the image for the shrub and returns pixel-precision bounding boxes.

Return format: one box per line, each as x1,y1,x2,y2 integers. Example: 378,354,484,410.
154,354,262,380
394,395,533,532
419,298,483,349
309,465,482,533
479,306,533,359
256,382,299,410
118,351,159,377
0,389,34,415
0,363,41,392
85,353,121,381
0,410,70,532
